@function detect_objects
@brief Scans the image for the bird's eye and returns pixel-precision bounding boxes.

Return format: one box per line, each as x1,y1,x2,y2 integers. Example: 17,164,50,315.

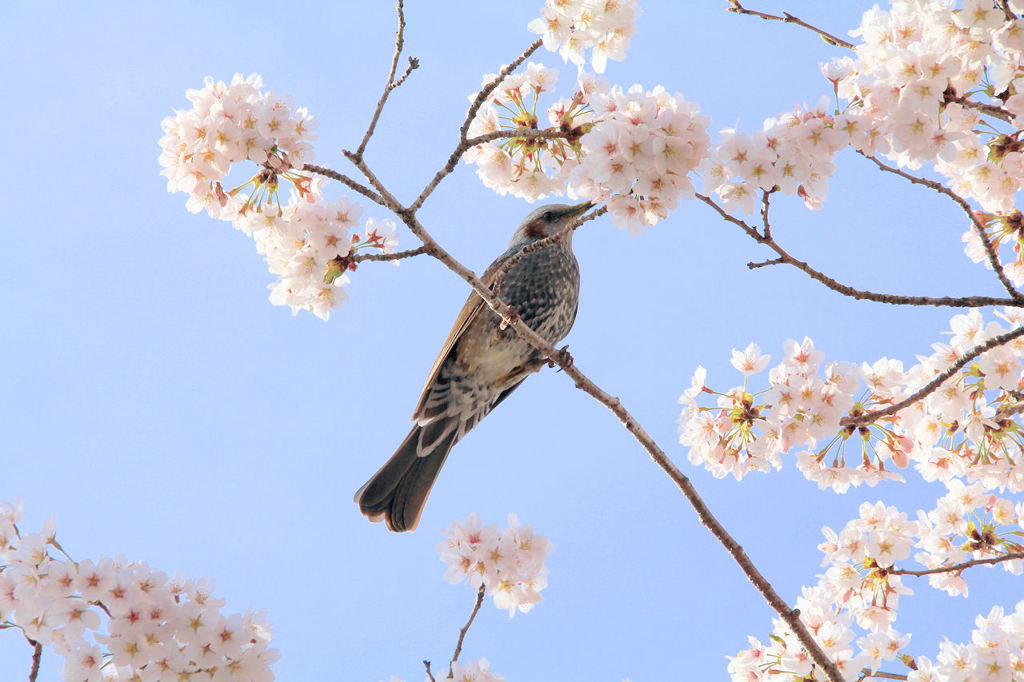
542,211,554,222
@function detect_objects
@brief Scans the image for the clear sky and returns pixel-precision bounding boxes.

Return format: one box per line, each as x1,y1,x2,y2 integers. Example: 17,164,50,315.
3,1,1020,680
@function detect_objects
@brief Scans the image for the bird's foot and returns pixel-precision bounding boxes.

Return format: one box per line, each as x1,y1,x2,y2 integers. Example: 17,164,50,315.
547,345,573,371
499,305,520,331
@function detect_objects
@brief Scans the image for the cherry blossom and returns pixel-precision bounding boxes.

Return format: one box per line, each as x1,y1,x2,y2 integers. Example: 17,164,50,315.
437,514,552,616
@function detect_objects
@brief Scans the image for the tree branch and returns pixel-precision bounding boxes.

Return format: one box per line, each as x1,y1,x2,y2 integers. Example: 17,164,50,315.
26,637,41,682
859,152,1024,302
450,584,486,676
841,325,1024,427
408,38,544,215
696,192,1018,308
354,0,417,160
423,660,436,682
889,551,1024,577
726,1,854,49
302,163,388,208
353,245,429,263
946,93,1012,123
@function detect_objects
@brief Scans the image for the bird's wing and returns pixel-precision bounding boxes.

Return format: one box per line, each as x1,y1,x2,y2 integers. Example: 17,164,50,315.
411,262,502,421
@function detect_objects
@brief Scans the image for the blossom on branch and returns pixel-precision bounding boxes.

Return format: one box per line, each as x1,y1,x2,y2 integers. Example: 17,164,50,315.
437,514,552,616
0,500,277,680
528,0,640,74
160,74,396,320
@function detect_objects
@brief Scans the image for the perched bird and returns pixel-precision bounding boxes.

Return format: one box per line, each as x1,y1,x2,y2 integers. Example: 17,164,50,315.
355,201,592,532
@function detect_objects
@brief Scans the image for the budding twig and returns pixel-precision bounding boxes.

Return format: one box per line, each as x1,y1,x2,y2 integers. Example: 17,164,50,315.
859,152,1024,303
726,1,854,49
697,192,1018,308
302,163,388,208
450,584,486,676
408,38,544,215
841,325,1024,427
355,0,418,160
27,637,41,682
888,551,1024,577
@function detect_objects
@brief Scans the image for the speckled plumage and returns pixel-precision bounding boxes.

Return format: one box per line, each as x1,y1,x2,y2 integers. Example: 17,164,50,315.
354,202,590,532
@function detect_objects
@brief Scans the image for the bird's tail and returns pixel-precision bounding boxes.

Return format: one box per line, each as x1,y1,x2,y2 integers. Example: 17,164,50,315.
354,418,460,532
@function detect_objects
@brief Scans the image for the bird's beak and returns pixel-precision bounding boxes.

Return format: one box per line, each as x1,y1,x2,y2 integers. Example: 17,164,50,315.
567,201,594,219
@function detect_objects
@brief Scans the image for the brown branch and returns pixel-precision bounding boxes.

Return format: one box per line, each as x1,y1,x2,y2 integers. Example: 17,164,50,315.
450,584,486,677
859,152,1024,302
748,258,785,269
760,189,774,240
423,660,436,682
696,192,1017,308
302,163,388,208
408,38,544,215
997,0,1018,22
353,245,428,263
26,637,41,682
464,127,572,148
856,671,908,682
889,551,1024,577
842,325,1024,426
354,0,415,159
726,1,854,49
391,56,419,91
947,94,1012,123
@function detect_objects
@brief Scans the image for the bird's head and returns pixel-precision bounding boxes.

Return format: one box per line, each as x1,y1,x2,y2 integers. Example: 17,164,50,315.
509,201,594,248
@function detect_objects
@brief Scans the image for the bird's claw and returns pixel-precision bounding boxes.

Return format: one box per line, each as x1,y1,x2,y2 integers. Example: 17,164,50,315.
499,306,520,331
547,345,573,371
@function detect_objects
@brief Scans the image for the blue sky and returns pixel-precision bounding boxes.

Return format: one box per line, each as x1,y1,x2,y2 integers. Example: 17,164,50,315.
3,1,1020,680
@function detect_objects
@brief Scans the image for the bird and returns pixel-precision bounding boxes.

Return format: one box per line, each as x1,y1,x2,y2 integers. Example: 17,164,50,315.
354,201,593,532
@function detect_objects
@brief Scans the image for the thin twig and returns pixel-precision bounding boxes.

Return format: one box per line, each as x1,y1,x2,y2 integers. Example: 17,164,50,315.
302,163,388,208
353,245,429,263
842,325,1024,426
748,258,785,269
760,189,774,240
27,637,41,682
856,670,908,682
696,192,1017,308
726,1,854,48
390,56,420,91
859,152,1024,302
355,0,414,159
423,660,436,682
464,127,573,148
408,38,544,215
946,94,1012,123
450,584,486,676
997,0,1018,22
889,551,1024,577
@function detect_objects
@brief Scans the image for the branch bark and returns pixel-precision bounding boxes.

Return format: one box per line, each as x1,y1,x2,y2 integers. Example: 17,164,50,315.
889,551,1024,577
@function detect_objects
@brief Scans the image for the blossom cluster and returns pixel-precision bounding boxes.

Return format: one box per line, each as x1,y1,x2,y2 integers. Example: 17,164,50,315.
465,63,593,202
569,83,711,232
437,514,552,616
0,500,277,680
527,0,640,73
465,67,710,232
701,98,860,214
679,308,1024,494
728,496,1024,681
159,73,397,320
